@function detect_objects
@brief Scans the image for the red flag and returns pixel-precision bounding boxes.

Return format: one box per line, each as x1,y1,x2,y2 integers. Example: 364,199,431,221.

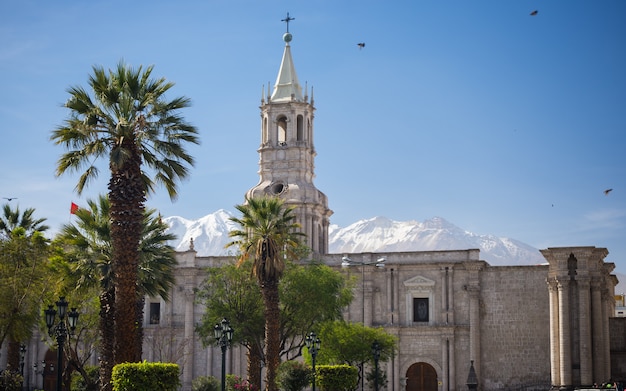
70,202,79,214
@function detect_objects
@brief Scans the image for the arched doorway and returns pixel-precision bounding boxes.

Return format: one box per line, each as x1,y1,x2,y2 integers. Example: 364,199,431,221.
406,362,438,391
43,349,57,391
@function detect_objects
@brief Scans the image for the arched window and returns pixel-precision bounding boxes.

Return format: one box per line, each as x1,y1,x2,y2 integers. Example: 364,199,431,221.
263,117,268,144
297,115,304,141
277,116,287,145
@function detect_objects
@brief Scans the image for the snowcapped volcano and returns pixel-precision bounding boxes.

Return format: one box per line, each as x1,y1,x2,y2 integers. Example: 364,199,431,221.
328,216,545,265
164,211,546,266
164,209,239,256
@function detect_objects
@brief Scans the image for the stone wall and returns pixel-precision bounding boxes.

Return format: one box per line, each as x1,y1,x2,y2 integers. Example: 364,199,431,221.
479,265,551,389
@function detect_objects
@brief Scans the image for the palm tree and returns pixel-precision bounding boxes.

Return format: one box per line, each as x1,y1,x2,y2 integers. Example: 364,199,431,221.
57,194,177,391
227,196,304,391
51,61,198,363
0,203,49,372
0,204,49,240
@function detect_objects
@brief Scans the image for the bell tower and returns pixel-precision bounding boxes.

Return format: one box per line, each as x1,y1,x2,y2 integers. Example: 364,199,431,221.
246,18,332,255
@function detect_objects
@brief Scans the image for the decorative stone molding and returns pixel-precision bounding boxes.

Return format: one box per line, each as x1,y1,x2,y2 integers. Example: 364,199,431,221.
404,276,435,326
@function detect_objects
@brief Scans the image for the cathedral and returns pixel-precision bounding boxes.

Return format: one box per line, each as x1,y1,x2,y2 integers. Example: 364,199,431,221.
12,23,621,391
148,27,617,391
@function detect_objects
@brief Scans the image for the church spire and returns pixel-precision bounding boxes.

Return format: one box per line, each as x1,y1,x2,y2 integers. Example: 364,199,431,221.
270,15,304,102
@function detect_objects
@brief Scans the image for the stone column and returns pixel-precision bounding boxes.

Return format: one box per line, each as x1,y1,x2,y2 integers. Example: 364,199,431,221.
577,277,592,385
441,336,448,391
467,285,481,381
602,287,612,381
547,278,560,386
448,267,455,324
394,341,401,391
183,286,195,391
394,269,400,325
464,261,482,385
449,334,456,391
363,274,373,326
386,268,394,325
591,279,604,383
557,278,572,387
311,215,318,255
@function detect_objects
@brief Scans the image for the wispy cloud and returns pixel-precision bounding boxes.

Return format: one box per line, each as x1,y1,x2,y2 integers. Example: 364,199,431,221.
581,208,626,231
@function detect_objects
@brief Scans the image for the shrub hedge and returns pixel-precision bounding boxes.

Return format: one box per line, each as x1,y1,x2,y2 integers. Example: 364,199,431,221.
316,365,358,391
111,361,180,391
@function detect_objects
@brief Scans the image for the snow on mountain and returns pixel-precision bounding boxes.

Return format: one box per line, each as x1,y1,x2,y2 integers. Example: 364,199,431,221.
163,209,238,256
328,216,545,266
164,211,546,266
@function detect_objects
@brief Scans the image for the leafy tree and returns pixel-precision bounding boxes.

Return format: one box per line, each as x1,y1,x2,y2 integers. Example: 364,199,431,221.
276,360,312,391
195,259,353,391
0,204,50,371
71,364,100,391
51,61,199,364
278,261,354,360
54,194,177,391
226,196,304,391
192,375,220,391
313,321,397,389
196,261,265,389
0,369,23,391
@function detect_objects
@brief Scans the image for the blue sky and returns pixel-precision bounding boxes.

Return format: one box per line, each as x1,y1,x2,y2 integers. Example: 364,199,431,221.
1,1,625,274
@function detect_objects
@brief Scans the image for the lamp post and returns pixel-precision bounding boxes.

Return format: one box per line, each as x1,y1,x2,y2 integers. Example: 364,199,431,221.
19,344,26,375
341,256,386,324
372,341,381,391
305,332,321,391
18,344,26,390
214,318,234,391
44,297,79,391
34,360,52,390
341,256,385,391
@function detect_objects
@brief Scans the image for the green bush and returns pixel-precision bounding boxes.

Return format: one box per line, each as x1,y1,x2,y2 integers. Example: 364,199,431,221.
316,365,358,391
366,366,388,391
71,365,100,391
0,370,23,391
192,375,220,391
276,360,312,391
111,361,180,391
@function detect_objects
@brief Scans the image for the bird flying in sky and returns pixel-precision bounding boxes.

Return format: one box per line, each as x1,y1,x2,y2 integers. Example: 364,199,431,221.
3,197,17,201
530,10,538,16
604,189,613,195
357,43,365,49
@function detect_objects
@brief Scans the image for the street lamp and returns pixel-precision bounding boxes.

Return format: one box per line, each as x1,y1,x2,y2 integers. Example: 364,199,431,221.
19,344,26,375
342,256,385,391
341,256,386,323
34,360,53,390
372,341,382,391
214,318,234,391
44,297,79,391
305,332,321,391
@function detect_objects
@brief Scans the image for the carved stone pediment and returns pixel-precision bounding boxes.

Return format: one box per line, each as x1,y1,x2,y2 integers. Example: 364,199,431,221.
403,276,435,291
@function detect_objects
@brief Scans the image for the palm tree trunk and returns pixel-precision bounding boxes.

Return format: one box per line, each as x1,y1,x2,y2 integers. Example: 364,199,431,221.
5,339,20,372
262,279,280,391
248,342,264,391
99,288,115,391
109,144,145,364
135,296,145,362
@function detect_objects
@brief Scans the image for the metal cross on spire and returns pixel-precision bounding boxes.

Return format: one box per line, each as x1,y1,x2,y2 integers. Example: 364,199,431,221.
281,12,295,32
